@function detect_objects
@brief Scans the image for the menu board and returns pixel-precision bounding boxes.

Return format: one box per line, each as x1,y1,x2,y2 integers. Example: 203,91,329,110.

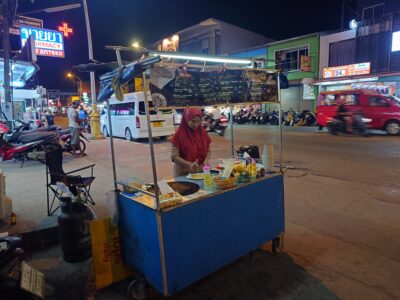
149,66,278,108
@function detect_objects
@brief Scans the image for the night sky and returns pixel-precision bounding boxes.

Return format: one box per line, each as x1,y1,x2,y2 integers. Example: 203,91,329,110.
15,0,355,91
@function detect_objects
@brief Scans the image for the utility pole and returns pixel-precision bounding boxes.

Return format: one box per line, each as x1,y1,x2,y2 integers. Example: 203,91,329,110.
2,0,11,120
82,0,103,139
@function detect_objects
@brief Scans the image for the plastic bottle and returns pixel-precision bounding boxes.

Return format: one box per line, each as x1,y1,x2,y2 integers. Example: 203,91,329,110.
251,159,257,176
10,212,16,225
203,165,212,190
56,182,75,201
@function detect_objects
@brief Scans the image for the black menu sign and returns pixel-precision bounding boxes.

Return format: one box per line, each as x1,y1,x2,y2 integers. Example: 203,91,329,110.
149,66,277,108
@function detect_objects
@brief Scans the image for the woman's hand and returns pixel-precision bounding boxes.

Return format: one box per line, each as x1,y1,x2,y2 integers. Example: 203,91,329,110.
190,162,200,173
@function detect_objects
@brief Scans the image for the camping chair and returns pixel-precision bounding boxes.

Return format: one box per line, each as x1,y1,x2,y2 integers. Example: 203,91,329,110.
44,142,95,216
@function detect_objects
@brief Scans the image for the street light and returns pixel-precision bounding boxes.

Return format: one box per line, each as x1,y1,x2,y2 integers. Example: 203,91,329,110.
66,72,82,100
19,4,82,16
132,41,140,49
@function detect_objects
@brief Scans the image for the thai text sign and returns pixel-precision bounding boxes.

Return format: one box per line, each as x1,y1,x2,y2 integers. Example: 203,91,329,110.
89,217,133,289
10,15,43,35
323,62,371,79
15,16,43,29
20,26,65,58
149,66,278,107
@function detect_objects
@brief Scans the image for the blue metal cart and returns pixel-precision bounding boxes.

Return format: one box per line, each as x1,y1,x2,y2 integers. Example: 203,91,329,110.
100,50,286,298
117,175,284,296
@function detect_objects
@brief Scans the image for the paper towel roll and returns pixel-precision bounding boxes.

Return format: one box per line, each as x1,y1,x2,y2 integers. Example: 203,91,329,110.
262,145,274,172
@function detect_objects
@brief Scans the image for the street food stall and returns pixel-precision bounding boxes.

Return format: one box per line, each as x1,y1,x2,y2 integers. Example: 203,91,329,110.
98,50,285,298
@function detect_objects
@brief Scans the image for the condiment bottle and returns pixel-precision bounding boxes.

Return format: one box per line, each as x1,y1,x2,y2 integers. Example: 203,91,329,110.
203,165,212,190
251,159,257,175
10,212,16,225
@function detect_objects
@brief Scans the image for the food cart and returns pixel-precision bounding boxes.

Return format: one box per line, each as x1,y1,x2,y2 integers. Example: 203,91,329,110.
98,49,285,298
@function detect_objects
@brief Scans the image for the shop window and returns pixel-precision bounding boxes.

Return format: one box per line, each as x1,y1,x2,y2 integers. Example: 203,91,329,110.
201,38,209,55
368,97,389,107
215,30,221,54
362,3,385,24
275,46,309,72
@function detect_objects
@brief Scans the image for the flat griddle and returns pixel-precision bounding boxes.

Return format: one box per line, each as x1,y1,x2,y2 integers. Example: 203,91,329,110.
148,181,200,196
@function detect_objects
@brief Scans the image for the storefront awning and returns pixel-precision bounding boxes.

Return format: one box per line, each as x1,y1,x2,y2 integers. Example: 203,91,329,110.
0,58,39,88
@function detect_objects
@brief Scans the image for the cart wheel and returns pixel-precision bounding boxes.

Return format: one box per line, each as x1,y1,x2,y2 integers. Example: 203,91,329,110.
127,279,147,300
272,237,284,254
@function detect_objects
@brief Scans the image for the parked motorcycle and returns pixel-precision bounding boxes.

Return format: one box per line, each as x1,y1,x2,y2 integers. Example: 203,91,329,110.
0,123,57,165
327,112,371,137
202,115,228,136
304,111,316,126
234,111,251,124
4,123,88,156
269,110,280,125
256,112,270,125
58,128,88,155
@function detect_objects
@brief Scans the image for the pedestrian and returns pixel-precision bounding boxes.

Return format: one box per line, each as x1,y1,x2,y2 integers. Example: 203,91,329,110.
170,108,211,177
44,109,55,127
78,105,88,132
68,101,86,157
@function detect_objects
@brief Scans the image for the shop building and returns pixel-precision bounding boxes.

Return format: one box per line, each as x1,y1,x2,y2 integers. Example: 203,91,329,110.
316,1,400,96
0,57,40,120
266,33,320,112
152,18,272,55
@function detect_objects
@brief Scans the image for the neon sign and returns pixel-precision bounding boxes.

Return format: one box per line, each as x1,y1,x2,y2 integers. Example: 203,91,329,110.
58,23,73,37
20,26,65,58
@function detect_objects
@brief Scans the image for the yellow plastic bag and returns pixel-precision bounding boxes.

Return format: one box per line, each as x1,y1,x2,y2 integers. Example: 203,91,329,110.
89,217,133,289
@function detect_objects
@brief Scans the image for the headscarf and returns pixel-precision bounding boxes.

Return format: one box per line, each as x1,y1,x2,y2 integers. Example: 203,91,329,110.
171,108,211,164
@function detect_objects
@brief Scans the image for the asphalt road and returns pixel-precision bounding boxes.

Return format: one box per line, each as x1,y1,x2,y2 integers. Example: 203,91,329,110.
1,125,399,300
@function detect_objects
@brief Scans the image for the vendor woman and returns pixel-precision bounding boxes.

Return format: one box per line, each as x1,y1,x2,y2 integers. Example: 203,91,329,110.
171,108,211,177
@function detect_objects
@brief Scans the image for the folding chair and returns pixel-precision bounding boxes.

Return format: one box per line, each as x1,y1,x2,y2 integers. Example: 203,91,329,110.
44,142,96,216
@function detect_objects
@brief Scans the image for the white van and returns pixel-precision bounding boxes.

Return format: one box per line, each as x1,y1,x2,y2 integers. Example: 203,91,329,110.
100,92,175,141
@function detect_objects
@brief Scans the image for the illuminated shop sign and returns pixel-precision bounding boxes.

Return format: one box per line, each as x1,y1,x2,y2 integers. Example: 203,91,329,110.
20,26,65,58
323,62,371,79
392,31,400,52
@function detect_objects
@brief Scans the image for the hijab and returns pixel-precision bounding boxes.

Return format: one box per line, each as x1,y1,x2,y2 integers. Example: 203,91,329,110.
171,108,211,164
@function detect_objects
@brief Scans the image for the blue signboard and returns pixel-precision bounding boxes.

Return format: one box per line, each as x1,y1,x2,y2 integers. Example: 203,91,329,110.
20,26,65,58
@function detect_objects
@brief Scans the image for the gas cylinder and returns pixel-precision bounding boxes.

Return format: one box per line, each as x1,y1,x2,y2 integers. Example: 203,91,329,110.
58,196,96,263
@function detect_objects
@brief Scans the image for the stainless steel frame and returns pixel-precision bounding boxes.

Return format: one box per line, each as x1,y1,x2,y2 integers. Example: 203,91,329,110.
142,72,169,295
106,98,118,190
142,72,160,209
277,73,283,173
103,53,284,295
